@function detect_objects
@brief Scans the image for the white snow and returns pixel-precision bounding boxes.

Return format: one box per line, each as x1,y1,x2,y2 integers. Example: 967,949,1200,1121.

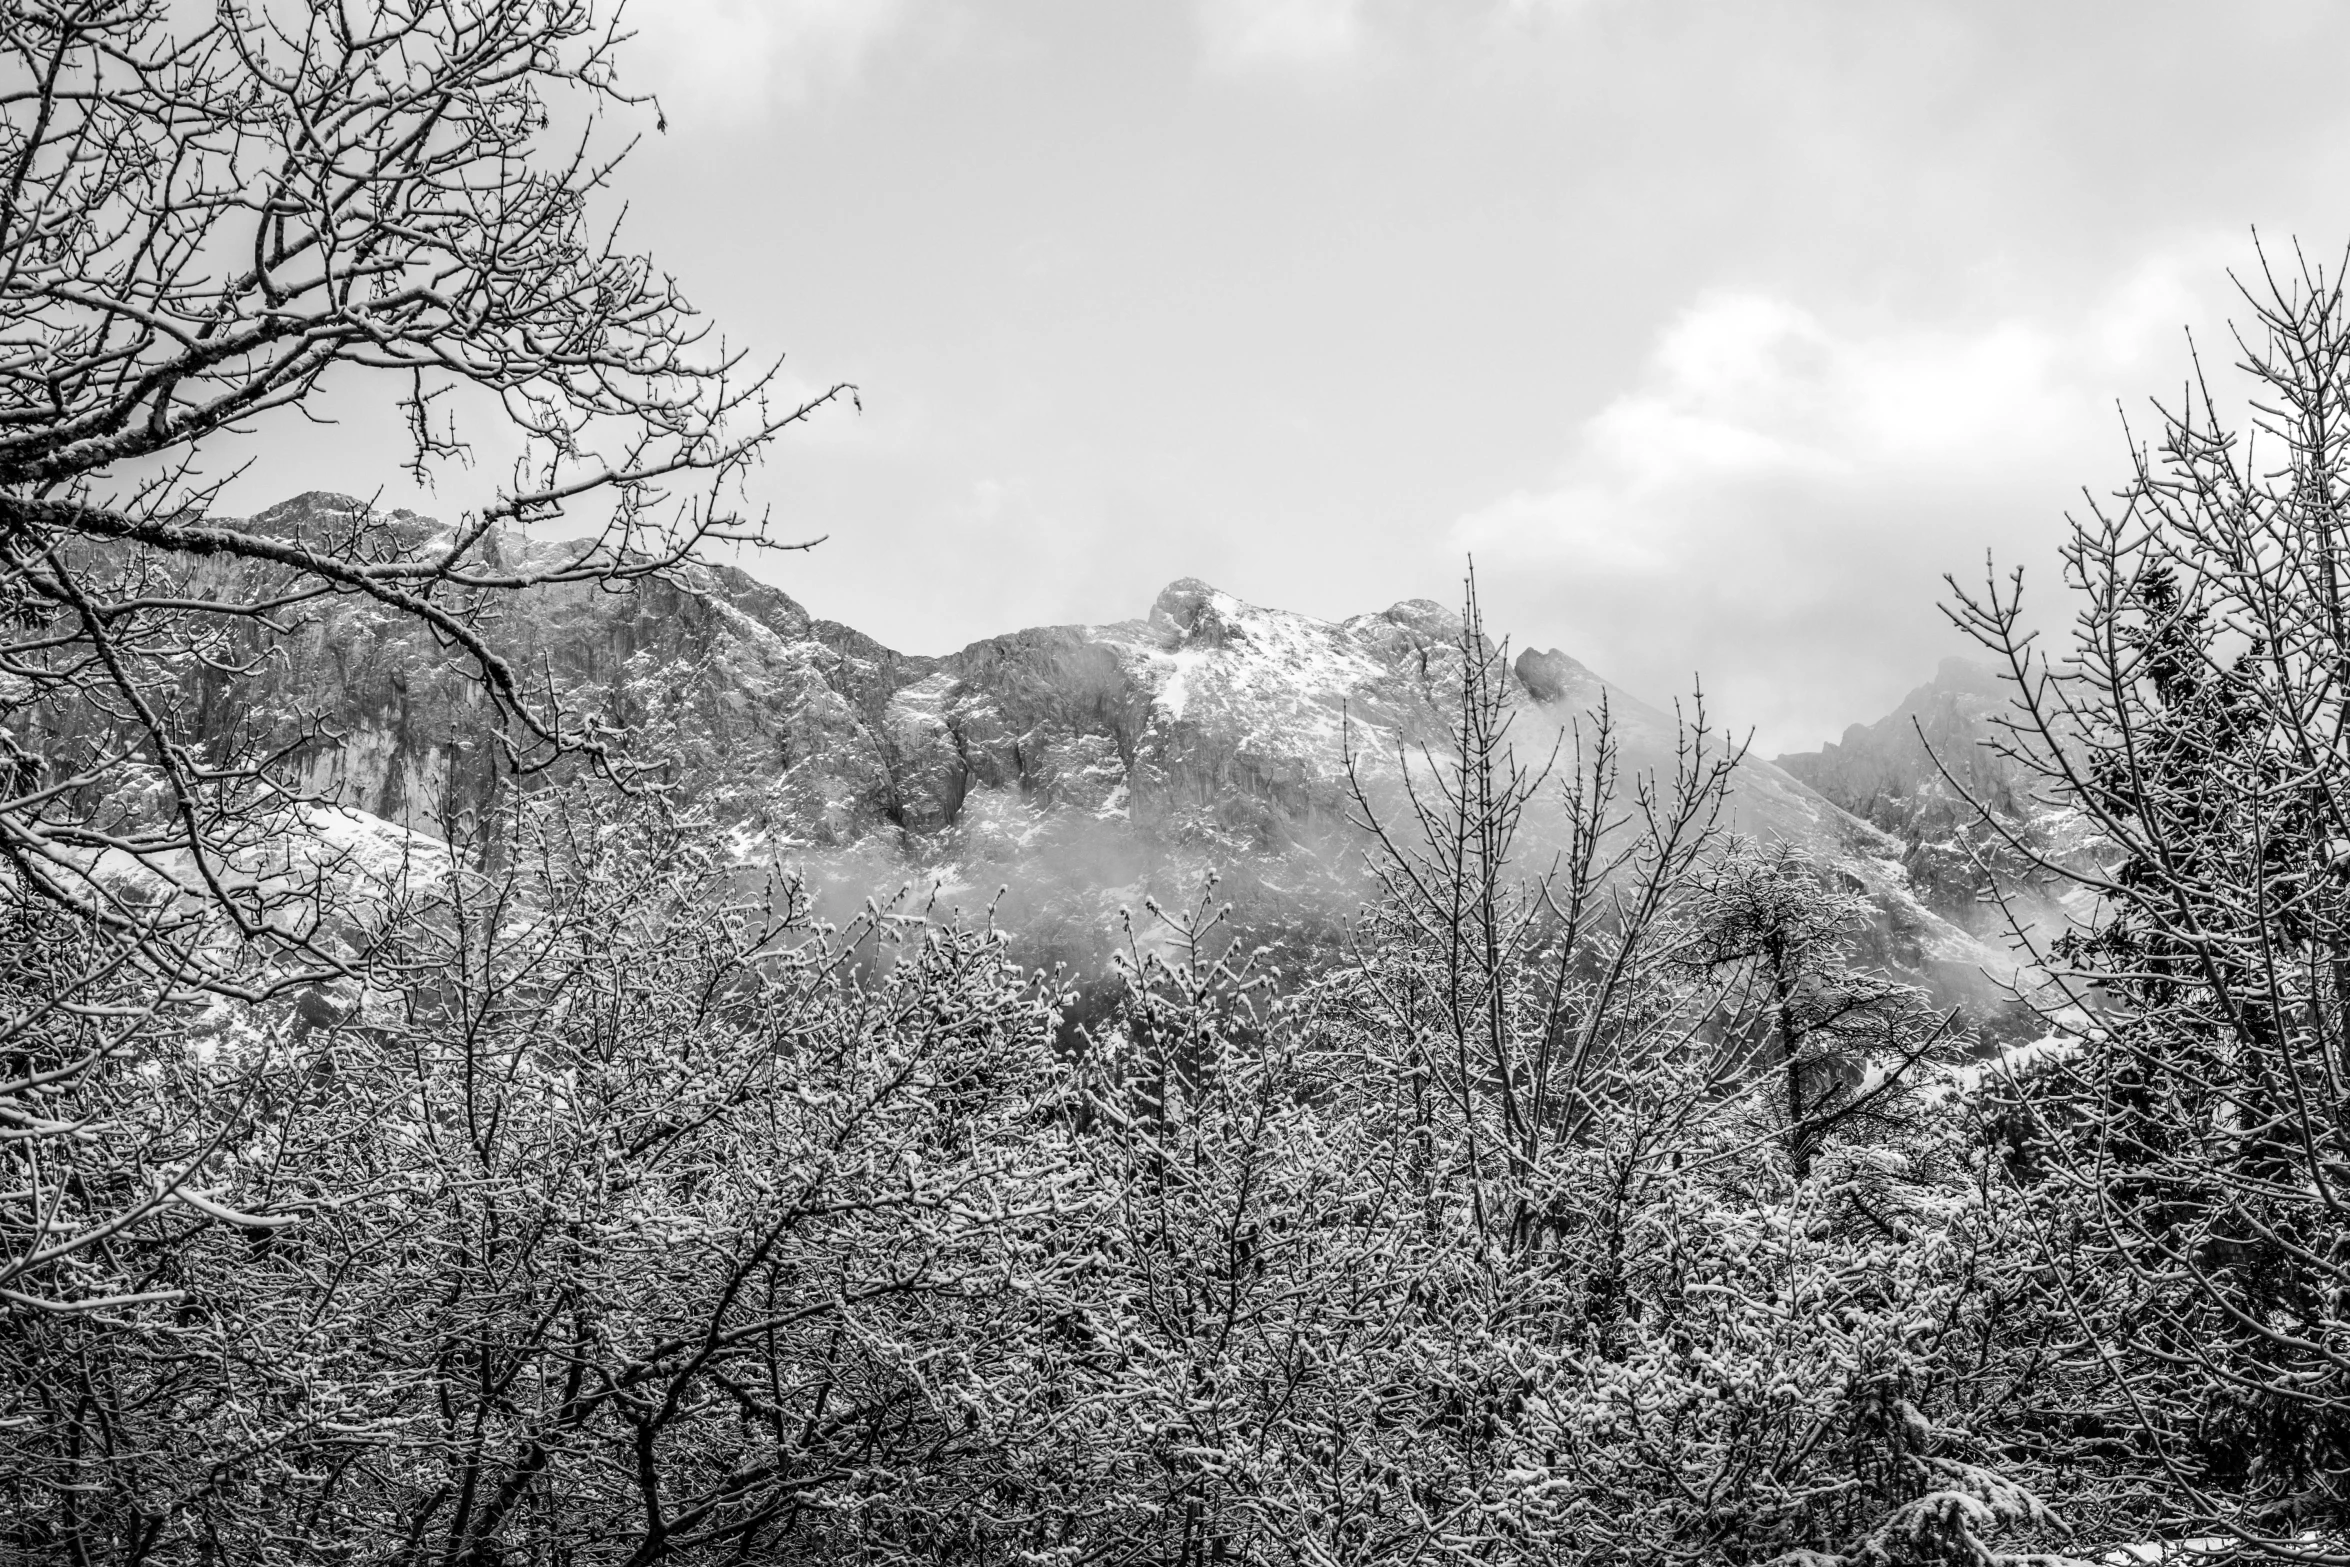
2101,1537,2294,1564
1941,1032,2083,1098
1117,585,1406,766
1158,649,1208,722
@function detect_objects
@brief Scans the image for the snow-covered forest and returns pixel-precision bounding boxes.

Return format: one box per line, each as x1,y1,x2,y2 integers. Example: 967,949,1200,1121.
9,3,2350,1563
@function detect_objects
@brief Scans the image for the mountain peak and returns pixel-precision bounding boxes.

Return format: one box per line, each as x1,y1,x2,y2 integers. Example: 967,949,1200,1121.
1149,577,1225,628
1369,597,1460,643
1933,654,2002,692
1515,647,1595,706
240,490,441,548
254,489,376,521
1149,577,1268,650
249,490,432,526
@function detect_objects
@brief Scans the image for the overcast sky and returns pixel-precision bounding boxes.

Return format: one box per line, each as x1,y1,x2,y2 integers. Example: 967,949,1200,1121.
227,0,2350,754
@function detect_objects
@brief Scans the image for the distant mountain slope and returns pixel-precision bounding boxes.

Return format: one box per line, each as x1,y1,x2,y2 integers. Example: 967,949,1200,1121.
165,494,2023,1010
1774,656,2095,942
1776,658,2027,824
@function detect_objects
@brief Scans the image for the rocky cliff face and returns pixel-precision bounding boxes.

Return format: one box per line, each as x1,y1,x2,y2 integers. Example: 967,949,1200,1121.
163,494,2024,1006
1775,658,2026,824
1774,657,2096,940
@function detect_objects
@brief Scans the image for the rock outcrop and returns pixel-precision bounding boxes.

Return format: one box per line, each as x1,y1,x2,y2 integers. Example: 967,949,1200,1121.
1774,656,2098,943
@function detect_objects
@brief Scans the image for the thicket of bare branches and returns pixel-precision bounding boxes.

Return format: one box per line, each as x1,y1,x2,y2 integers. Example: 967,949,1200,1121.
6,790,1085,1563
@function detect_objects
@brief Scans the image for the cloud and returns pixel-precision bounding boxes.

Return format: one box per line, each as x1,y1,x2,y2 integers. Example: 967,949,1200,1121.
1450,245,2241,750
1192,0,1604,77
1456,293,2078,573
1194,0,1367,72
622,0,914,117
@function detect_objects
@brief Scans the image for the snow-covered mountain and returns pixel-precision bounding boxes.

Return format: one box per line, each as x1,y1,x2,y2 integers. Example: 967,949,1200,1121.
186,493,2025,1011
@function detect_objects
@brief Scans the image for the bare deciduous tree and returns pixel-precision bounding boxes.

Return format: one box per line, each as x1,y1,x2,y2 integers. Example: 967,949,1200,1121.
1339,573,1744,1259
0,0,843,1313
1952,241,2350,1556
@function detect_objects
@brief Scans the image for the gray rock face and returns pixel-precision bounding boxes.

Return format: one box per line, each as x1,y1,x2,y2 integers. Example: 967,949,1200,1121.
163,494,2024,1003
1512,646,1597,707
1774,657,2095,942
1776,658,2027,824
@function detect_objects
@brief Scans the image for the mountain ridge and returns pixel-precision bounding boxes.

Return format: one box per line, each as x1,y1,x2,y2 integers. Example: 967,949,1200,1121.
178,493,2025,1011
1773,654,2095,944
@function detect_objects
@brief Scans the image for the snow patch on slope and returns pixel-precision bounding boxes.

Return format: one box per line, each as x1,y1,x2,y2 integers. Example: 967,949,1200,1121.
1116,581,1438,772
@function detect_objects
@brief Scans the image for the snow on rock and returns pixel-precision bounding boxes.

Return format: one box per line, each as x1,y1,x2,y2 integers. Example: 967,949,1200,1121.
2100,1538,2280,1564
292,803,451,895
